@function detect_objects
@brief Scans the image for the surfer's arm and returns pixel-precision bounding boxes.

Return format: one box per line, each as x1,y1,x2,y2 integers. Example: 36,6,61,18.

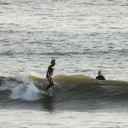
46,67,51,83
47,65,53,76
47,66,51,77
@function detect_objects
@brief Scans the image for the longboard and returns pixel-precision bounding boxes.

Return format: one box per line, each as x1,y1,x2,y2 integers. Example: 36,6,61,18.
34,81,52,97
39,89,52,97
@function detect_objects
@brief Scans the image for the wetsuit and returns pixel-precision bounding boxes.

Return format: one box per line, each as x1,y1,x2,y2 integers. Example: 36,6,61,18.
96,75,106,80
46,65,54,91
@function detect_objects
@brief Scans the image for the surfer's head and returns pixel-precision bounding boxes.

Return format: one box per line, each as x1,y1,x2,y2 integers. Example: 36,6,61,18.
51,59,56,66
98,71,102,76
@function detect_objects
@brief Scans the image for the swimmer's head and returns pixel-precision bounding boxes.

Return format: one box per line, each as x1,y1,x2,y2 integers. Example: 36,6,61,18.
98,71,102,76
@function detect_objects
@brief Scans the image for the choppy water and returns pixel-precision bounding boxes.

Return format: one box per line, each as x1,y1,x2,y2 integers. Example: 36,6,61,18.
0,0,128,127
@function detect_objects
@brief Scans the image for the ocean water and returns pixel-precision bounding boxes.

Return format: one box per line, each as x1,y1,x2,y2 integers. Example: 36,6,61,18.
0,0,128,127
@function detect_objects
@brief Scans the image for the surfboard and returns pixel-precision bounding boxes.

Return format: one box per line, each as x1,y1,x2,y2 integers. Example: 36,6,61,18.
34,81,52,97
39,89,52,97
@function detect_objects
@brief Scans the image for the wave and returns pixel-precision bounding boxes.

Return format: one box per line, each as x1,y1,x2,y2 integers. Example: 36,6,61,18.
1,73,128,101
53,75,128,101
0,73,128,111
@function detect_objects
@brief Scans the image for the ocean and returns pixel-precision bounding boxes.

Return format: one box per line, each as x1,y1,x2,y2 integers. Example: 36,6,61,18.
0,0,128,127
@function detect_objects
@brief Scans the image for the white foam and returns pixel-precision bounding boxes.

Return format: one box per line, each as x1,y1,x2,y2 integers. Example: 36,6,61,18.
1,72,43,101
10,83,41,101
15,71,40,83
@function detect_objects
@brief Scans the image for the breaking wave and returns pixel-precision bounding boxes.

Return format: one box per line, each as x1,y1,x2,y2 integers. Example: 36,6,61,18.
0,73,128,102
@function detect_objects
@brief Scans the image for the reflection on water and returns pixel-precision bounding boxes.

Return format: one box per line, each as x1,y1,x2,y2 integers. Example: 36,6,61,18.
41,96,54,112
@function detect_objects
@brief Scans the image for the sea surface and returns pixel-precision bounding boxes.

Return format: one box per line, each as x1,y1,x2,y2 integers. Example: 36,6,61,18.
0,0,128,127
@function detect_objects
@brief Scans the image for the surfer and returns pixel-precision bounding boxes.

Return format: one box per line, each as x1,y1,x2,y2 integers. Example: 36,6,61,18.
45,59,56,93
96,71,106,80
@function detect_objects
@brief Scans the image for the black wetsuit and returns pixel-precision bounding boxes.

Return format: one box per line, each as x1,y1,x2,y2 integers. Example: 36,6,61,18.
46,65,54,91
96,75,106,80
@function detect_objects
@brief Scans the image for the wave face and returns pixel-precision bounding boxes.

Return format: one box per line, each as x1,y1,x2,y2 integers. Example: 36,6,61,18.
53,75,128,101
0,74,128,111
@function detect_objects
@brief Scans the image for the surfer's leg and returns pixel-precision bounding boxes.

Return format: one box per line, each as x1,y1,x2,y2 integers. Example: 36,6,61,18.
46,77,54,91
46,84,52,91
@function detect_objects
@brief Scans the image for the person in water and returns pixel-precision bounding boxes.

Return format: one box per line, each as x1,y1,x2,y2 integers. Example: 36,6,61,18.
45,59,56,92
96,71,106,80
